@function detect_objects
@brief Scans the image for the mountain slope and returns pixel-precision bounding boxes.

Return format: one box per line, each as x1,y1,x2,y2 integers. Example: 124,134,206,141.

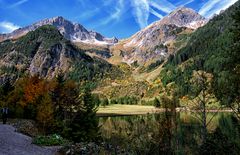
0,16,118,45
99,3,239,101
160,1,239,97
92,7,208,100
110,7,207,65
0,25,116,84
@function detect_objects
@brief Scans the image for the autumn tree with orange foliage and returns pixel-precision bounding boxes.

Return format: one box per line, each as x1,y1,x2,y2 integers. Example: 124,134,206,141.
23,76,53,104
4,74,100,140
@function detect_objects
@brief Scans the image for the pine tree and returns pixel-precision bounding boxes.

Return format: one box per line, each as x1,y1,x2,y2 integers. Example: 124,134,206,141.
52,72,65,120
68,88,99,142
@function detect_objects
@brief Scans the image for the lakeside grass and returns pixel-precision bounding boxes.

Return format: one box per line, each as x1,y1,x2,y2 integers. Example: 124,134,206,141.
97,104,232,116
97,104,162,116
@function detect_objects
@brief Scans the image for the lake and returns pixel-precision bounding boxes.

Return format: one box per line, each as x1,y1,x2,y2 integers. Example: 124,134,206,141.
99,112,240,154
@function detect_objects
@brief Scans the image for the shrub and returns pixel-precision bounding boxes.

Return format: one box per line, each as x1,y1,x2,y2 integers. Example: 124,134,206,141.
33,134,69,146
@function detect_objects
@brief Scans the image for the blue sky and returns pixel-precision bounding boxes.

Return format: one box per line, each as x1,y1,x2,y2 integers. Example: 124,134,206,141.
0,0,238,38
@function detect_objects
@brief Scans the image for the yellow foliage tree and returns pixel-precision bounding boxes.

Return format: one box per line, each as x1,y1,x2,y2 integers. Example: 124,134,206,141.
36,94,54,134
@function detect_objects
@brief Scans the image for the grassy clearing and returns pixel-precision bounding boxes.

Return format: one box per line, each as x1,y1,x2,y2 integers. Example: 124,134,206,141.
97,104,162,116
97,104,232,117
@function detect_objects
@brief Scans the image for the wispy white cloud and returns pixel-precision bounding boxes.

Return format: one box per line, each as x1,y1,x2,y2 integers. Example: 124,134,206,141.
0,21,20,33
208,0,238,17
149,8,163,19
9,0,28,8
131,0,150,28
199,0,220,17
149,0,176,13
199,0,237,18
131,0,177,28
217,0,238,12
98,0,125,26
102,0,113,6
176,0,195,7
75,8,100,20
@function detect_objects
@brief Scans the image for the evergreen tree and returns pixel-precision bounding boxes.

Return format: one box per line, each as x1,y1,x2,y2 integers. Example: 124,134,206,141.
68,88,99,142
52,72,65,120
0,79,14,106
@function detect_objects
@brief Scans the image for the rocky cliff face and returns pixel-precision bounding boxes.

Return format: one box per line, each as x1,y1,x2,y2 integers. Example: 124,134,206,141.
0,25,114,83
0,16,118,45
111,7,207,65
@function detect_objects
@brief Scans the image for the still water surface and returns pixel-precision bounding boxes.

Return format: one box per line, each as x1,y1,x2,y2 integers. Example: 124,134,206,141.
99,112,240,154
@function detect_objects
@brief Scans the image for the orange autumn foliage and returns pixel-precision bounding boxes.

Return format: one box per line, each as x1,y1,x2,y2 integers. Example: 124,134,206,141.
23,76,54,104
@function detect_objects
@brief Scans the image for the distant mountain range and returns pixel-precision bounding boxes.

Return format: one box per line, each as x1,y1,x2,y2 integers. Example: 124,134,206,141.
0,0,238,102
0,16,118,45
0,6,209,83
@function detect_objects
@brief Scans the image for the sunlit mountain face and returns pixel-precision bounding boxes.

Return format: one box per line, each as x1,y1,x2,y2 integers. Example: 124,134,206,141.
0,0,237,38
0,0,240,154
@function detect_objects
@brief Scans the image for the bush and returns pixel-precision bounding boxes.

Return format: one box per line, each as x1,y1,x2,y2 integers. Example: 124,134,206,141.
33,134,69,146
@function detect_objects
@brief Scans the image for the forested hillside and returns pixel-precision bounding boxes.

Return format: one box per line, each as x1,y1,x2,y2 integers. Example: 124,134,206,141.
160,0,240,105
0,25,120,87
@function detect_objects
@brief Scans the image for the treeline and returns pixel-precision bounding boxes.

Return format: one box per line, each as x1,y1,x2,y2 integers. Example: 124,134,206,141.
100,96,139,106
99,96,179,108
0,75,100,142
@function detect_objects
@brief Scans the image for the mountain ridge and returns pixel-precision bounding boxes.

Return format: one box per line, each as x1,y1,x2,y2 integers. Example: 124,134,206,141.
110,6,207,65
0,16,118,45
0,25,117,84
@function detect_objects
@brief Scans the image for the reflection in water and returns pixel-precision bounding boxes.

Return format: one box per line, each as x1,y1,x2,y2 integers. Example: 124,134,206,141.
99,113,240,154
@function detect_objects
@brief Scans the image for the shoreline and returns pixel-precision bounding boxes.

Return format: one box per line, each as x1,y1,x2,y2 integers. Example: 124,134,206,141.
97,105,233,117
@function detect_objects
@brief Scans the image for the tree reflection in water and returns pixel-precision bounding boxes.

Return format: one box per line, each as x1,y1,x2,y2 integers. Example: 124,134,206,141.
99,112,240,154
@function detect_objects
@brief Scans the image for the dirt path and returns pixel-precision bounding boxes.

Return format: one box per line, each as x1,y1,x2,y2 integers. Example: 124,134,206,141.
0,124,59,155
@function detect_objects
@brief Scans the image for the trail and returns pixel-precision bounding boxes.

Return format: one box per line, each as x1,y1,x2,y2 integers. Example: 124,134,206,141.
0,124,58,155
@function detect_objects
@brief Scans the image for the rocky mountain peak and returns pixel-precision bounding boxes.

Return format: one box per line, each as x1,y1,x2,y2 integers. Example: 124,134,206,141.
52,16,65,21
113,7,207,65
161,6,207,29
0,16,118,45
170,6,199,16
